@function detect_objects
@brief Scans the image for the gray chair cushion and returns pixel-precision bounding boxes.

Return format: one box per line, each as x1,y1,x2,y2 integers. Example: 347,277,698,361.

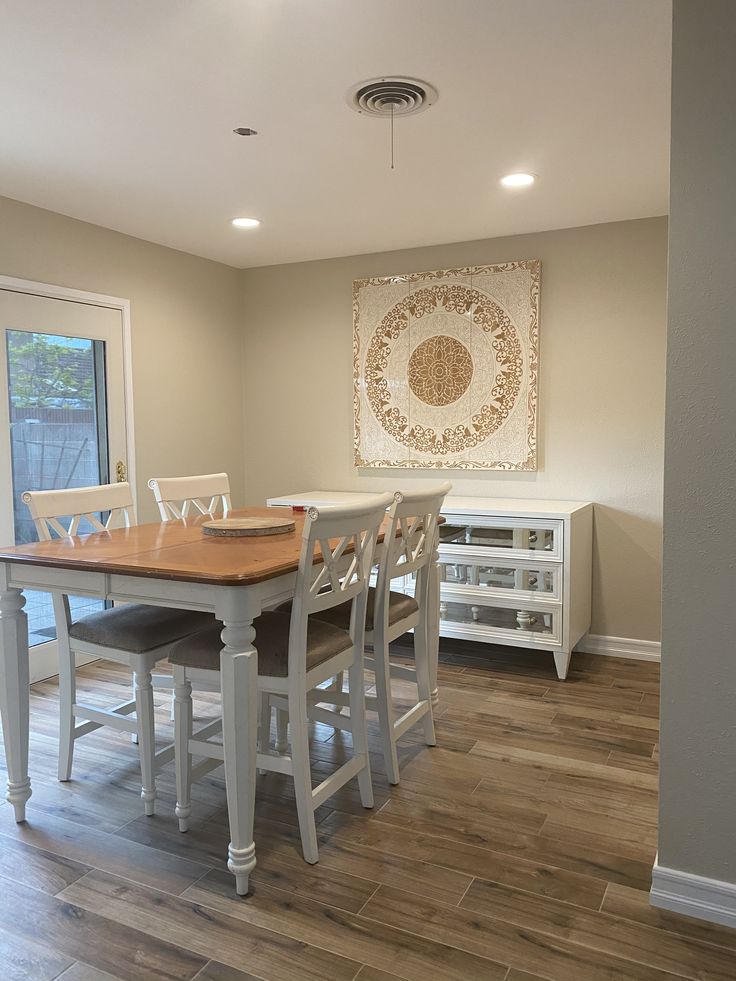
69,604,214,654
168,610,352,677
278,587,419,632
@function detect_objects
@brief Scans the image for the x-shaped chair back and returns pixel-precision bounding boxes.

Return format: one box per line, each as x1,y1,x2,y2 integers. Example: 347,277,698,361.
148,473,231,521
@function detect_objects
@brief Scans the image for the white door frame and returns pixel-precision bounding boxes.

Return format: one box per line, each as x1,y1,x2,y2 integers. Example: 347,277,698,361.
0,275,137,503
0,275,137,682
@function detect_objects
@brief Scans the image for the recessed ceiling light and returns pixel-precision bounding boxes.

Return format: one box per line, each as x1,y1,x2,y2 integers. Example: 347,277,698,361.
231,217,261,228
500,173,536,188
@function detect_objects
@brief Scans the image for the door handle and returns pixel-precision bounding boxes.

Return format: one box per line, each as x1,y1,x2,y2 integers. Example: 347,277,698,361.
115,460,127,483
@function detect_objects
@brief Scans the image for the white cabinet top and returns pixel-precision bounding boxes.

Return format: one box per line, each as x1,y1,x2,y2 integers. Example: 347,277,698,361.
267,490,374,507
443,497,592,518
267,490,592,519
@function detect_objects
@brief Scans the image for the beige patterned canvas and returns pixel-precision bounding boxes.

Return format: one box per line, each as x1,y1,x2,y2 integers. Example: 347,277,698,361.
353,260,540,469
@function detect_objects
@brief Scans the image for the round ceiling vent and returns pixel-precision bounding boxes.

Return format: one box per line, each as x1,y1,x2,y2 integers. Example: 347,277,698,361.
348,77,438,118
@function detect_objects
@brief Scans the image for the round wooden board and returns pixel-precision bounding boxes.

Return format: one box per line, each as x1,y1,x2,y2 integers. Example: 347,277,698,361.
202,517,296,538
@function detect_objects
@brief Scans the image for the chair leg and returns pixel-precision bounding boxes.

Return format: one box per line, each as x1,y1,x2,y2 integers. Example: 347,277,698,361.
173,668,193,832
258,691,272,751
275,707,289,753
57,641,76,782
373,637,400,785
347,655,374,809
131,679,139,745
414,611,437,747
134,666,157,816
288,689,319,864
258,691,271,774
329,672,344,720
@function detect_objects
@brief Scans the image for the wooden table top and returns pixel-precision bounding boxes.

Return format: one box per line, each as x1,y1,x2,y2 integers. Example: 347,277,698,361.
0,507,375,587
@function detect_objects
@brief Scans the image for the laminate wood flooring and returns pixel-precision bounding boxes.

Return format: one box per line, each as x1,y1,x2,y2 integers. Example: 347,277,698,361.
1,639,734,981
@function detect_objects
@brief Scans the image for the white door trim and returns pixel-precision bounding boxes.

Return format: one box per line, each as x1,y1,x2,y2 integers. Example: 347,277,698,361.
0,275,137,506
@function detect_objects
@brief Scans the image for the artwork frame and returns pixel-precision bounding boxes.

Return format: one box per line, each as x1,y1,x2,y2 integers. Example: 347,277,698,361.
353,259,540,470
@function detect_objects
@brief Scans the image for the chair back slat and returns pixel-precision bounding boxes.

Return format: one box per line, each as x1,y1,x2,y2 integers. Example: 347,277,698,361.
287,494,393,679
374,481,452,622
22,482,136,541
148,473,231,521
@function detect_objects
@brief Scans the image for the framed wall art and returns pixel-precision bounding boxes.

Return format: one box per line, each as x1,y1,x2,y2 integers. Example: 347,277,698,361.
353,259,540,469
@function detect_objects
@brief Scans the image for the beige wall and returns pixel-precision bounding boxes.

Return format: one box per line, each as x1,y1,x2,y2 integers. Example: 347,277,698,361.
0,194,667,642
241,217,667,642
658,0,736,889
0,195,245,520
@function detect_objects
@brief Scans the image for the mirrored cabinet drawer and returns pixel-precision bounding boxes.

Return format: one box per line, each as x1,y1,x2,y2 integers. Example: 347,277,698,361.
439,561,559,598
440,517,563,559
438,600,561,644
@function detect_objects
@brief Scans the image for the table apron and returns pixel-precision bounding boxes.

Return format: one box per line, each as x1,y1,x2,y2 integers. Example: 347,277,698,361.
2,561,298,616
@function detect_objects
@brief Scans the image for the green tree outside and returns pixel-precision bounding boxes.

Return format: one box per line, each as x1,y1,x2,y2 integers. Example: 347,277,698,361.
7,331,95,410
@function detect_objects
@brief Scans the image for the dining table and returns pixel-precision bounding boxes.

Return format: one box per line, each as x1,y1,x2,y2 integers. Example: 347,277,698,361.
0,503,441,895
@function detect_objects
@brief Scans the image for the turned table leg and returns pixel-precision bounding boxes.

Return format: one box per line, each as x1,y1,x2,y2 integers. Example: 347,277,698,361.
0,575,31,822
218,603,259,896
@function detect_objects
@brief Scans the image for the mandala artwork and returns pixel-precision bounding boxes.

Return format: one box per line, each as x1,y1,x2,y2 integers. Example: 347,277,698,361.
353,260,540,469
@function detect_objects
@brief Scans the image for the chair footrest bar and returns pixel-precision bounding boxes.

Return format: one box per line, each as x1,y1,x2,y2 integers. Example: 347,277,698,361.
73,703,137,733
311,755,365,810
308,704,353,732
191,717,223,742
191,756,224,783
309,689,350,708
111,699,137,715
73,720,104,739
153,743,175,768
393,700,429,740
256,750,294,775
189,738,224,761
388,663,419,683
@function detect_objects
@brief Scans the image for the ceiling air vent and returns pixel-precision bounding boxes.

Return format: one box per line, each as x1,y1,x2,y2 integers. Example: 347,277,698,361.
348,77,438,117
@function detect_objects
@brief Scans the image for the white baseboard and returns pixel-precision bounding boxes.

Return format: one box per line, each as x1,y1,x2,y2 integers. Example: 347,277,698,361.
575,633,661,662
651,862,736,929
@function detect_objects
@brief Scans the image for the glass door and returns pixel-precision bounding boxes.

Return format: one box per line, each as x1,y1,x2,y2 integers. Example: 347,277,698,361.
0,288,129,681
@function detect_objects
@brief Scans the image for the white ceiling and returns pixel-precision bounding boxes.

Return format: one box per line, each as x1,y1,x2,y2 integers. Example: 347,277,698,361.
0,0,671,269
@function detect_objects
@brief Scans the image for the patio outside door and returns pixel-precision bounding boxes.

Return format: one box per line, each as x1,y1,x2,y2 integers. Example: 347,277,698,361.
0,287,130,682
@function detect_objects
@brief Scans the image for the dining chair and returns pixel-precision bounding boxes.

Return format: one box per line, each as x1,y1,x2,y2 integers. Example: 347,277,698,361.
148,472,231,521
22,482,214,814
167,493,393,867
147,472,232,711
310,481,451,784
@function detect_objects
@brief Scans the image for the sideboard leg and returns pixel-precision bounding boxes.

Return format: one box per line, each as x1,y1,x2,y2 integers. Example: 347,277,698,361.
553,650,572,680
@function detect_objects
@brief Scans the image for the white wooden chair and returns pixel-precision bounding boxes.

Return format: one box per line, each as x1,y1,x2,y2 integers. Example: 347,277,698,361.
22,482,213,814
148,472,231,521
147,473,232,710
311,481,451,784
167,493,393,870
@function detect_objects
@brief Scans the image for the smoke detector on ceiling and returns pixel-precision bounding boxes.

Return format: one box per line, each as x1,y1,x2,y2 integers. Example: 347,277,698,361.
348,77,438,117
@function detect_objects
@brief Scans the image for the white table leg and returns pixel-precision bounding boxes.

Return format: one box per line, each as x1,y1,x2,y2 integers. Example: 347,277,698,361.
218,605,258,896
428,531,441,708
0,576,31,822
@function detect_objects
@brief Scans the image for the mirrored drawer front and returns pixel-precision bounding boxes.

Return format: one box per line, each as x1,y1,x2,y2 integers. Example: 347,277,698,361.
439,601,560,642
439,562,558,597
440,518,562,559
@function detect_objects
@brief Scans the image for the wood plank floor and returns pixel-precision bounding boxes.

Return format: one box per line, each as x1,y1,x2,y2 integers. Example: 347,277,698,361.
1,640,735,981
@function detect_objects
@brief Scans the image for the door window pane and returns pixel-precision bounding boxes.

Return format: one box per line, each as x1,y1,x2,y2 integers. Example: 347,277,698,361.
6,330,109,645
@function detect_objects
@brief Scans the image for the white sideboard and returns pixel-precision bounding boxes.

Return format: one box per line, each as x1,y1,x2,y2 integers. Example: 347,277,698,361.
424,497,592,680
266,491,593,681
